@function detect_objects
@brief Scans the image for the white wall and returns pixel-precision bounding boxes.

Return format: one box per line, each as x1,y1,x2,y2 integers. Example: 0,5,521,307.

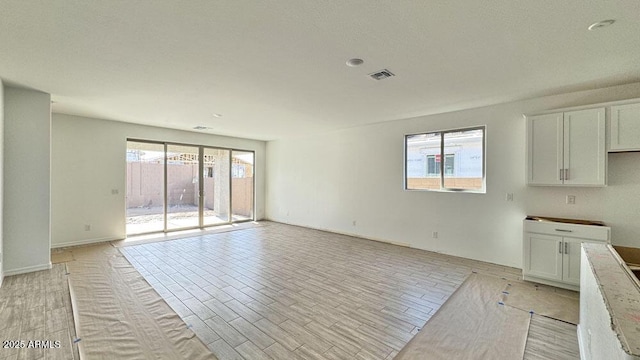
266,82,640,268
0,79,4,286
3,86,51,275
51,114,266,247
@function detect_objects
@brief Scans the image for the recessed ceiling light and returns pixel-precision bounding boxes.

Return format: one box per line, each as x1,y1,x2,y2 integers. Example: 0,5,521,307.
193,126,212,130
212,113,222,118
588,19,615,31
346,58,364,67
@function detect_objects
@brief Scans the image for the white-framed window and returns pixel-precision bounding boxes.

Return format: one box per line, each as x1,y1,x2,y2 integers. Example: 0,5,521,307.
405,126,485,192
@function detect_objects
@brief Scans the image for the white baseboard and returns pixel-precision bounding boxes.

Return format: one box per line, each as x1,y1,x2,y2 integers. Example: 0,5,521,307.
4,262,52,276
265,219,412,247
52,236,123,249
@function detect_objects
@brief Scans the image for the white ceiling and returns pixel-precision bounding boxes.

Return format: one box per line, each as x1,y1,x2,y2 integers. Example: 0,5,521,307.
1,1,638,141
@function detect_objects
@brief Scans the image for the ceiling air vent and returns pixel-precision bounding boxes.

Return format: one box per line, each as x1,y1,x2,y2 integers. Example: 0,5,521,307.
193,126,212,130
369,69,395,80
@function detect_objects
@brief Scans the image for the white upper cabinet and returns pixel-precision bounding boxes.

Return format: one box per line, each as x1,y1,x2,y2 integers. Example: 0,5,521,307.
527,113,563,185
609,102,640,152
527,107,605,186
563,108,606,186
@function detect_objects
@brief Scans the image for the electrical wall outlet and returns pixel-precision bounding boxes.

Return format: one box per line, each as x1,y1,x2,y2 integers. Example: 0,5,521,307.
566,195,576,205
506,193,514,201
84,224,91,231
432,231,438,239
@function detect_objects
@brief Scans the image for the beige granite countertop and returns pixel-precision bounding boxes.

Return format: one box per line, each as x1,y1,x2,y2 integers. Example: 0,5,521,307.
525,215,606,226
583,243,640,357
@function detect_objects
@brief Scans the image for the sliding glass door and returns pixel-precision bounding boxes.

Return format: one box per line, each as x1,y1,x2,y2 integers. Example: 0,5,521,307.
203,148,230,226
232,151,254,221
126,142,165,234
126,140,254,236
166,144,200,230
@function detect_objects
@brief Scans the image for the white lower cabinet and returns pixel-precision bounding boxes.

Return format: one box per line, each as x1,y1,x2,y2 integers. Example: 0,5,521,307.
523,219,610,291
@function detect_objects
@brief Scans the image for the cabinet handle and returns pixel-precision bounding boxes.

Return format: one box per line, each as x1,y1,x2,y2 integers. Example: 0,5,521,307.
555,229,573,232
564,242,568,254
559,169,564,181
565,169,569,180
559,242,562,254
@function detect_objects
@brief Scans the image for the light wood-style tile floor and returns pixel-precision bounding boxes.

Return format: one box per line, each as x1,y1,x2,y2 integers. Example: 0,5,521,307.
524,315,580,360
0,264,79,360
0,221,579,360
120,221,578,360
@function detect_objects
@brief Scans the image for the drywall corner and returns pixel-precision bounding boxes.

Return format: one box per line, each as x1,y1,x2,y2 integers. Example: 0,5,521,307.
0,78,4,287
3,86,51,274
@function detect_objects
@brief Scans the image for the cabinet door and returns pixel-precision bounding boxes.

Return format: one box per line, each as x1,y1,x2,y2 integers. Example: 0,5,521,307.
527,113,563,185
524,233,563,281
562,238,583,286
610,103,640,151
563,108,606,186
